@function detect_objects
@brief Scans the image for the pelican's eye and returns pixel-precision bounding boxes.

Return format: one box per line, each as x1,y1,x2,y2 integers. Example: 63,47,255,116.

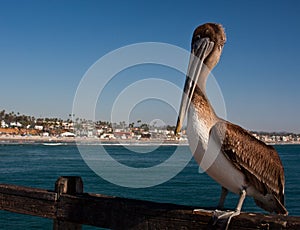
192,35,202,51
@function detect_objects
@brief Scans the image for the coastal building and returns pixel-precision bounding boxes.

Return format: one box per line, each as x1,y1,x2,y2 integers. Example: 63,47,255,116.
60,132,75,137
10,122,22,128
99,133,115,140
34,125,43,131
62,122,74,130
0,109,299,144
141,132,151,139
42,132,49,137
1,120,8,128
113,132,133,140
0,128,18,135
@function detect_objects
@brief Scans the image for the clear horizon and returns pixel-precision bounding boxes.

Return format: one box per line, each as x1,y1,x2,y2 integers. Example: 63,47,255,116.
1,1,300,133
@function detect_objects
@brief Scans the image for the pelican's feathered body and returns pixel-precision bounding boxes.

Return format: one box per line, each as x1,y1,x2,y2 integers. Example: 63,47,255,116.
175,23,288,218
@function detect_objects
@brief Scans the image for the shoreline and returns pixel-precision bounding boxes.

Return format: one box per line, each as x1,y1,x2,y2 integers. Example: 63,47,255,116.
0,135,189,146
1,135,300,146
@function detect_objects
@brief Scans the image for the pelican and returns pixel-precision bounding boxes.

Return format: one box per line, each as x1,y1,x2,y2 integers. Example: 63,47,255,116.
175,23,288,228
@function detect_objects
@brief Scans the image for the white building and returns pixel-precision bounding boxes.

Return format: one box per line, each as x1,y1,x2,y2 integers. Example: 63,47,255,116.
10,122,22,128
1,120,8,128
43,132,49,137
60,132,75,137
34,125,44,130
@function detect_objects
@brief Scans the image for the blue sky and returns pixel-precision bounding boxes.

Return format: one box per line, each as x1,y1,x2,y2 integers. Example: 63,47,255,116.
1,0,300,132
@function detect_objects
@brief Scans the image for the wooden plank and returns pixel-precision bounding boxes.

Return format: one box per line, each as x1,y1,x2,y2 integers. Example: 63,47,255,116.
1,178,300,229
0,184,56,218
56,193,203,229
0,184,57,201
56,193,300,230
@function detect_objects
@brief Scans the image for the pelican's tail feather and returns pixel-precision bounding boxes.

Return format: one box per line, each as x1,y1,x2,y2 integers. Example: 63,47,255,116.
254,195,288,215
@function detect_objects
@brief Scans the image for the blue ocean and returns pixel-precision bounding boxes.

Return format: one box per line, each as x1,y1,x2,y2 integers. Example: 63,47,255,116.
0,144,299,229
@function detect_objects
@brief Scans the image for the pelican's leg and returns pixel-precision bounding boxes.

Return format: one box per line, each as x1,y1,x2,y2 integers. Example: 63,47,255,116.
217,187,228,210
224,189,246,229
193,188,228,213
213,189,246,230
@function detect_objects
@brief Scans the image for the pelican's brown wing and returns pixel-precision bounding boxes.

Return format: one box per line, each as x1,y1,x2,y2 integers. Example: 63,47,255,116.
209,121,287,213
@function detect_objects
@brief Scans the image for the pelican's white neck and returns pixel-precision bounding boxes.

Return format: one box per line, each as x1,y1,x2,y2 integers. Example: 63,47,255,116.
186,84,219,154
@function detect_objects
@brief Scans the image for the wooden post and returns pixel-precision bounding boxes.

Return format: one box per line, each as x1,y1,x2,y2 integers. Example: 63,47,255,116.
53,176,83,230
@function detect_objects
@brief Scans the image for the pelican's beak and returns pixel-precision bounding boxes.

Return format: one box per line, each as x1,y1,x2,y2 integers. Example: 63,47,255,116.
175,36,214,135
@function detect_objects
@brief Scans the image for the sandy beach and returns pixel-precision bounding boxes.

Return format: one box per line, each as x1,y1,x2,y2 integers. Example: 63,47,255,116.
0,135,75,144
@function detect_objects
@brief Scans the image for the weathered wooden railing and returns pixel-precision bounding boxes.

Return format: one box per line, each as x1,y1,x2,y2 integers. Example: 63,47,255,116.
1,176,300,229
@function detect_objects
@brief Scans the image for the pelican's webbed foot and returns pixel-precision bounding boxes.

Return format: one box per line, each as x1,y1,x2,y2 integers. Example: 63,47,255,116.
212,189,246,229
212,209,240,230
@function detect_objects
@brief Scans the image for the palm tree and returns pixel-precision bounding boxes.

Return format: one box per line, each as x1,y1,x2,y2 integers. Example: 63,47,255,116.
0,110,5,120
140,123,149,132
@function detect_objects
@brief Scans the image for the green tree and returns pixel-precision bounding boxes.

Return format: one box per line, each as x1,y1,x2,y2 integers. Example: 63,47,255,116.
140,123,149,132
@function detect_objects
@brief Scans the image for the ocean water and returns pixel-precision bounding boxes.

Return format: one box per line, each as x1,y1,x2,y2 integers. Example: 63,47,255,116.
0,143,299,229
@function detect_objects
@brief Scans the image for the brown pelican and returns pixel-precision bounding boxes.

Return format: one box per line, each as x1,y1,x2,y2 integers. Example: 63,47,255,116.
175,23,288,228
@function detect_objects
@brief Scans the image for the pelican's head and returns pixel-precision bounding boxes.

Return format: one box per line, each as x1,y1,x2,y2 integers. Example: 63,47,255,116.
175,23,226,135
192,23,226,69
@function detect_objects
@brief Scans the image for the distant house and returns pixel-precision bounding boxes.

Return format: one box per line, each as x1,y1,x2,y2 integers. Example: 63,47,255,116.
42,132,49,137
1,120,8,128
62,122,74,130
141,132,151,139
0,128,18,135
10,122,22,128
113,132,132,140
100,133,115,139
34,125,43,131
87,131,94,138
60,132,75,137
